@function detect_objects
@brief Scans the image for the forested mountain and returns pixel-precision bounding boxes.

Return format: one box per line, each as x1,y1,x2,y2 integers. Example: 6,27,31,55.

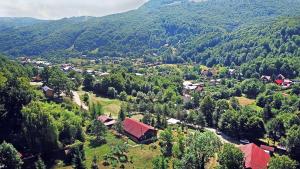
0,0,299,65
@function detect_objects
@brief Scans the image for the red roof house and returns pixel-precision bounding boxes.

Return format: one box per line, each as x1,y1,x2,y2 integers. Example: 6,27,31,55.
239,143,270,169
123,118,157,143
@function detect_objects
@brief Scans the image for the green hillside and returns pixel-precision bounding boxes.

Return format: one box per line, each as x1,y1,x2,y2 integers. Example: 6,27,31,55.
0,0,299,65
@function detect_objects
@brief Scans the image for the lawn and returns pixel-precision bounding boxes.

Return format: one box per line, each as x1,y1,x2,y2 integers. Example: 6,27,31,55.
54,131,160,169
78,91,121,118
236,96,256,106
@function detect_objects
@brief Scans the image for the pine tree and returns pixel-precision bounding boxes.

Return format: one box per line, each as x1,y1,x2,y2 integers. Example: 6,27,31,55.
118,106,126,121
72,147,86,169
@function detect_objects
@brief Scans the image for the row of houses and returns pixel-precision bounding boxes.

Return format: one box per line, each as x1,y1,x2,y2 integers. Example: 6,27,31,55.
261,74,295,89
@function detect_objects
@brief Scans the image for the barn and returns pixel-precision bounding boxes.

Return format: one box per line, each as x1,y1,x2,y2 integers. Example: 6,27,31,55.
123,118,157,143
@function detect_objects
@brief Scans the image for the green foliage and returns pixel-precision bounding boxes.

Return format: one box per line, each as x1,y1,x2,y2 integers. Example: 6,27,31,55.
90,120,107,146
159,127,173,157
0,55,33,144
72,146,86,169
266,118,285,144
48,67,74,96
152,156,168,169
218,144,244,169
181,131,222,169
35,156,46,169
269,155,298,169
0,141,23,169
200,95,215,126
0,1,299,65
284,125,300,159
241,79,264,98
22,101,84,153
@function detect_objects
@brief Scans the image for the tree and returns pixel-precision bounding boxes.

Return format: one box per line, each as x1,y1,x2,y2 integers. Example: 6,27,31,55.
284,125,300,159
159,128,173,157
194,110,206,129
107,87,117,99
119,91,127,101
35,156,46,169
200,95,215,126
0,141,23,169
118,105,126,121
91,155,99,169
218,110,240,138
230,97,240,110
269,155,298,169
291,84,300,95
83,93,89,104
266,118,285,144
113,120,124,134
90,120,107,145
241,79,264,98
48,67,73,96
173,131,185,159
152,156,168,169
218,144,244,169
21,102,59,153
263,102,272,122
241,116,265,140
181,131,222,169
72,147,86,169
213,99,229,127
83,74,95,91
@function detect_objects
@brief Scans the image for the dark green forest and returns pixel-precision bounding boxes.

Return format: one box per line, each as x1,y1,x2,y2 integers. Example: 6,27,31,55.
0,0,299,65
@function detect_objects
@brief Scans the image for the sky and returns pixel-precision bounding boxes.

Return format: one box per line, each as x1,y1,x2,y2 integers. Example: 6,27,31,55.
0,0,148,20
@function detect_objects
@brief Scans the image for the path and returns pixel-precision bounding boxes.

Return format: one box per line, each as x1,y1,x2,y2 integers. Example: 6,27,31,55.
72,91,89,110
204,127,240,145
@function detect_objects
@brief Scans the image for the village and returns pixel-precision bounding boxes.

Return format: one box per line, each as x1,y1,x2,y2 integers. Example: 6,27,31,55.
15,55,300,169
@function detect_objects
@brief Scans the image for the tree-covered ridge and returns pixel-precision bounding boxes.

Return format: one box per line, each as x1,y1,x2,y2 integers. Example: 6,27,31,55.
0,0,299,61
182,17,300,66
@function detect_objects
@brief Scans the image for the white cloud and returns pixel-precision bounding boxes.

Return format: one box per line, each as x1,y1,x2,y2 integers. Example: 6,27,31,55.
0,0,148,20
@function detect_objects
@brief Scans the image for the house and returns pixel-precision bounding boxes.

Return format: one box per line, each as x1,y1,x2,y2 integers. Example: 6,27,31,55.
97,115,116,127
183,81,204,94
42,86,54,98
282,79,293,88
239,143,270,169
229,69,236,76
261,75,271,82
32,74,42,82
277,74,285,80
123,118,157,143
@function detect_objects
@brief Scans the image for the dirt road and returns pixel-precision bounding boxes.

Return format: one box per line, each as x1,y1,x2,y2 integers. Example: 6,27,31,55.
72,91,89,110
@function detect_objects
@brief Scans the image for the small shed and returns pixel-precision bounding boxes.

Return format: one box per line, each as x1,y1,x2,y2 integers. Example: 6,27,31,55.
42,86,54,98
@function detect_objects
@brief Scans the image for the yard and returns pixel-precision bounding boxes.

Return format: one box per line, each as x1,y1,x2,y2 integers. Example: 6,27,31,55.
235,96,255,106
54,131,160,169
78,91,121,118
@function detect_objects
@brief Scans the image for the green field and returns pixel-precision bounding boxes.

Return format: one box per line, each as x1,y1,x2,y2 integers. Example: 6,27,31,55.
55,131,160,169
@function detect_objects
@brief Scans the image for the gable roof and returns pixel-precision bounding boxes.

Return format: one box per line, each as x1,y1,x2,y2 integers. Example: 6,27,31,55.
97,115,113,123
123,118,155,139
239,143,270,169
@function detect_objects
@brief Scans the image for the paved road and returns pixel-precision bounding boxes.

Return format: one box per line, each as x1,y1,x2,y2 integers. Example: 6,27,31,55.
72,91,89,110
